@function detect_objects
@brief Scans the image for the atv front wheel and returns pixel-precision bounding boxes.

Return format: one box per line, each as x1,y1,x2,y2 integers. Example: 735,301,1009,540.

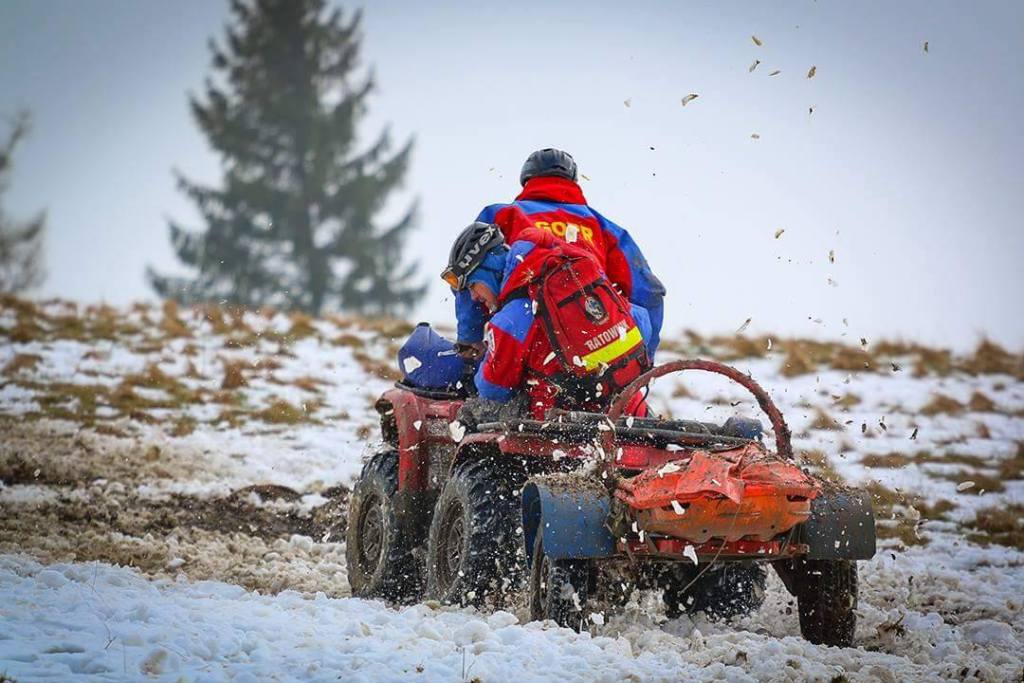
425,456,525,606
345,449,423,601
659,562,767,621
791,559,858,647
528,529,591,631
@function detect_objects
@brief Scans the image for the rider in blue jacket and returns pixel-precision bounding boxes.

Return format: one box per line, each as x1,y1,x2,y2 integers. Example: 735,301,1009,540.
452,149,665,360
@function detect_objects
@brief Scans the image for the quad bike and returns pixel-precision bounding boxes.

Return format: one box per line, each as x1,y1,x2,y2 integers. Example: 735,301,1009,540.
345,356,876,647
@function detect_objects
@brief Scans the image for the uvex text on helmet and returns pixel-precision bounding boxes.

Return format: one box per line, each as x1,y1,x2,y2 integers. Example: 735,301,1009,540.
441,222,505,289
520,148,578,186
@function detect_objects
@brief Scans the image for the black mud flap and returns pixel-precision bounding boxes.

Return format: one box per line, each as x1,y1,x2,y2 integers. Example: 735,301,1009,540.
795,489,876,560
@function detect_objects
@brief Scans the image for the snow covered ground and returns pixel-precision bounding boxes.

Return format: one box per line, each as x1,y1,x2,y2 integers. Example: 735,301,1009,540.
1,298,1022,681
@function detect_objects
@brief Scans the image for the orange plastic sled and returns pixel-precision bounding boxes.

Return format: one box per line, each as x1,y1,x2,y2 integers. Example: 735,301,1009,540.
615,444,820,543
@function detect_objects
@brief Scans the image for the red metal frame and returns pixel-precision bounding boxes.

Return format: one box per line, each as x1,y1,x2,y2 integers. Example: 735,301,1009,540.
383,388,463,492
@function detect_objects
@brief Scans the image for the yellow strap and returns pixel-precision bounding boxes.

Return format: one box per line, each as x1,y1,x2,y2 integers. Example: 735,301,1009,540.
580,326,643,370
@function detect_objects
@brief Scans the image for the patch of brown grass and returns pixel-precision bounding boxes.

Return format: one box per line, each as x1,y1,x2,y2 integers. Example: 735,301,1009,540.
998,443,1024,480
831,393,861,410
866,480,955,547
93,423,131,438
122,363,200,405
860,452,915,468
286,312,319,341
958,339,1023,378
671,383,694,399
964,504,1024,550
908,346,951,377
353,350,402,382
253,399,311,425
859,450,989,470
158,300,191,338
708,335,770,361
919,393,964,416
291,376,327,393
779,344,817,377
331,333,365,348
2,353,41,376
221,359,249,390
198,305,233,336
930,469,1005,494
830,346,875,372
966,391,996,413
872,340,916,357
799,449,845,485
169,415,198,437
808,407,844,431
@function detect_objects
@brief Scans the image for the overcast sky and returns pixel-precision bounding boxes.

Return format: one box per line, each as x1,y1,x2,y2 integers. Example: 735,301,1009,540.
1,1,1022,350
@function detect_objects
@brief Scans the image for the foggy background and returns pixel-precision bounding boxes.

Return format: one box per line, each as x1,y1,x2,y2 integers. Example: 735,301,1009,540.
2,0,1021,350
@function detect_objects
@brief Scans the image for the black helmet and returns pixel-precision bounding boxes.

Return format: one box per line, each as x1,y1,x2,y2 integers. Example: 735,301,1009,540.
520,148,578,186
441,222,505,290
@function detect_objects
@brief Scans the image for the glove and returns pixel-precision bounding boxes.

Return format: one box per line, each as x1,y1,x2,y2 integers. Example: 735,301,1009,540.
456,397,504,432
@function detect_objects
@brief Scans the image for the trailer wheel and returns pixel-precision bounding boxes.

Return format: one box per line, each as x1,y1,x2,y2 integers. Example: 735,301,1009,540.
793,559,858,647
425,456,525,607
345,449,423,601
528,529,591,631
660,563,766,620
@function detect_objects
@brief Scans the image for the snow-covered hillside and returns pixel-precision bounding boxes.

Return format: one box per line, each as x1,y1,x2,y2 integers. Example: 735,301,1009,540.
1,298,1022,681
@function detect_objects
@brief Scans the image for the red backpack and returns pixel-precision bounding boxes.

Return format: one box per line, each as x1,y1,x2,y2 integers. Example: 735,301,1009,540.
506,243,650,407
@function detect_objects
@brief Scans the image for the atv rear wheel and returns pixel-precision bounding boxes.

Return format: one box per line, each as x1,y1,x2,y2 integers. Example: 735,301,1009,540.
345,449,423,601
792,559,858,647
425,456,525,606
529,530,591,631
659,562,767,621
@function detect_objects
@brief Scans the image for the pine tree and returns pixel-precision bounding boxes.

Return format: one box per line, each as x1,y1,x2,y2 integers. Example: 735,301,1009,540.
0,111,46,295
149,0,424,316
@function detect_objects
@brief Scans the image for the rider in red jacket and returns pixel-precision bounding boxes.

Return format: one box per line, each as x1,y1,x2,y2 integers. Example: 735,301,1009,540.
442,223,650,422
454,149,665,359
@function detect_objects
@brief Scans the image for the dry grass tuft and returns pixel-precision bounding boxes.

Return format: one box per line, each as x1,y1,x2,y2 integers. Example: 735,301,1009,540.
353,350,402,382
964,504,1024,550
708,335,770,361
291,376,327,393
912,347,953,377
2,353,42,376
671,383,695,399
331,333,365,348
254,399,310,425
808,407,844,431
931,469,1005,494
865,480,955,546
859,452,916,468
832,393,862,410
959,339,1023,378
994,442,1024,481
221,359,249,390
159,300,191,338
779,344,817,377
286,312,319,340
799,449,845,485
920,393,964,416
966,391,996,413
169,415,198,437
830,346,875,372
